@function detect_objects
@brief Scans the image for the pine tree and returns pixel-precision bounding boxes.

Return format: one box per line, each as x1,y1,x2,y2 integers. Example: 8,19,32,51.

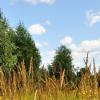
0,10,17,73
15,23,41,71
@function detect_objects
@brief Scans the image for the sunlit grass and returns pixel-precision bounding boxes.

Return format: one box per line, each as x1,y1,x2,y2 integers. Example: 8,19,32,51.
0,58,100,100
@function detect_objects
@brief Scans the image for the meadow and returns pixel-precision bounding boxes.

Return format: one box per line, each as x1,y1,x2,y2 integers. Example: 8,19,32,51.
0,57,99,100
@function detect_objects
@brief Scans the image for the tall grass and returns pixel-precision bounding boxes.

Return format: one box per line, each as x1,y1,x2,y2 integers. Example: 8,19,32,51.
0,57,99,100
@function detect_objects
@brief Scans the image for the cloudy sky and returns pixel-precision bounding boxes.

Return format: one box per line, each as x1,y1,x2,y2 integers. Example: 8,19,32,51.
0,0,100,70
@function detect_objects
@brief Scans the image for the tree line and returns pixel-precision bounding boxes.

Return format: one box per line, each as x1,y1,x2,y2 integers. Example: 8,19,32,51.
0,9,41,74
0,9,75,82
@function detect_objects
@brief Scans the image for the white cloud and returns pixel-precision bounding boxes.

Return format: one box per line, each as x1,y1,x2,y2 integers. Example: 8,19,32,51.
40,50,55,67
45,20,51,25
28,24,46,35
86,10,100,26
25,0,39,5
80,39,100,52
73,40,100,69
25,0,56,5
36,41,48,48
36,42,42,48
60,36,73,45
10,0,56,5
48,50,55,59
9,0,20,5
41,0,55,4
43,41,48,46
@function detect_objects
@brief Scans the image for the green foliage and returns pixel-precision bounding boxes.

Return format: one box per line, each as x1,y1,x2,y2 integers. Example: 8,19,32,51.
0,9,41,73
48,64,53,77
77,68,85,79
0,10,17,73
15,23,41,71
52,45,74,81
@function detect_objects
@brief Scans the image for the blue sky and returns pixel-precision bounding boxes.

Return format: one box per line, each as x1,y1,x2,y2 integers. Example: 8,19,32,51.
0,0,100,70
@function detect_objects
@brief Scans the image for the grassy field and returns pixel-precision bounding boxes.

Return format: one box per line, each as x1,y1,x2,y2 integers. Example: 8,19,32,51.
0,59,100,100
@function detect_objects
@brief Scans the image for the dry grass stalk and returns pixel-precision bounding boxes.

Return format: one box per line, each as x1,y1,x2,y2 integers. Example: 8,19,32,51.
16,64,22,91
28,57,34,89
34,90,37,100
60,64,63,80
60,69,65,89
20,59,27,89
0,67,5,96
8,72,12,100
12,70,16,95
78,53,92,98
93,58,99,98
29,57,33,78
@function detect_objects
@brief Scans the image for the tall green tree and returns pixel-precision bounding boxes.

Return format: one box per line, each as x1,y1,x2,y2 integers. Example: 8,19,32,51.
0,10,17,73
15,23,41,71
52,45,74,81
